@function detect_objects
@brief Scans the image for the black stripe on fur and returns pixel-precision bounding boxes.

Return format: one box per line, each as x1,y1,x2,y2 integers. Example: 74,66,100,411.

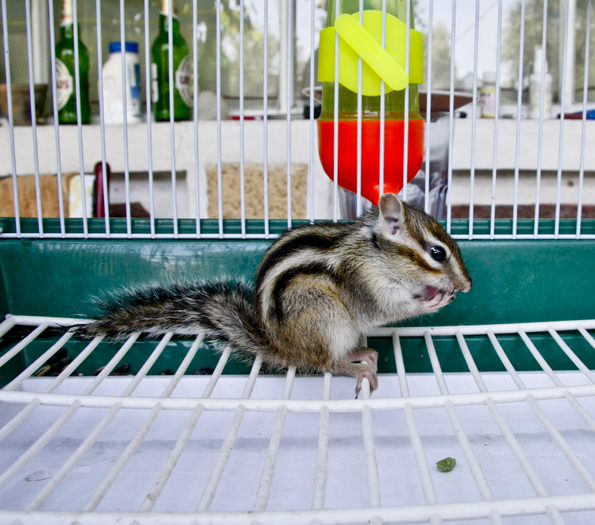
255,229,343,291
270,262,337,322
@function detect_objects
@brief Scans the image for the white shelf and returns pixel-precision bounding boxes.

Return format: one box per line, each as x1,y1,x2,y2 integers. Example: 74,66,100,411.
2,119,594,220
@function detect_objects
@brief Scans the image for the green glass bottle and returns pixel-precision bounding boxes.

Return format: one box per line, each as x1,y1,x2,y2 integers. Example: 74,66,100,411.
151,0,192,121
55,0,90,124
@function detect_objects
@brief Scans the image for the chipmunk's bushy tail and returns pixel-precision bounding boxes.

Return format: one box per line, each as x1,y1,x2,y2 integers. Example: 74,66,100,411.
76,281,266,356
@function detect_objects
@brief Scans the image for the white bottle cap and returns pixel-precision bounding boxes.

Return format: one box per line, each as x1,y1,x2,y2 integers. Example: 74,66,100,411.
483,71,497,85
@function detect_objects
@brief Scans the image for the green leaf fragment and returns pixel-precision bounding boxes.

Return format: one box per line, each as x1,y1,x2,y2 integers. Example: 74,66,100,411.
436,457,456,472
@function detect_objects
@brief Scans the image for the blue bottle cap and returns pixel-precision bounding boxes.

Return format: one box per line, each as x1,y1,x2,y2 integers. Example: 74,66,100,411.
109,41,139,54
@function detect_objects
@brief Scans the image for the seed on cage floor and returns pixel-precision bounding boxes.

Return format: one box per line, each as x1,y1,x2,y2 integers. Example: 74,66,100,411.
194,367,214,375
110,364,132,375
158,369,174,375
436,457,457,473
92,364,132,376
34,365,52,377
34,348,72,376
51,356,73,375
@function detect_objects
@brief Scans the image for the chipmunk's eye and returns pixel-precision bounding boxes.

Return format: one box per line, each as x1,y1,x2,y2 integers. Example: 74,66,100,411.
430,245,446,262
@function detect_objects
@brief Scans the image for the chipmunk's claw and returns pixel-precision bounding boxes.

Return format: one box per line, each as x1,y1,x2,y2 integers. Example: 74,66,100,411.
354,367,379,398
351,348,379,398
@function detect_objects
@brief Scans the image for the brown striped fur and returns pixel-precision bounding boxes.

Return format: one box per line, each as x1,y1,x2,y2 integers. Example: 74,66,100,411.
77,194,471,395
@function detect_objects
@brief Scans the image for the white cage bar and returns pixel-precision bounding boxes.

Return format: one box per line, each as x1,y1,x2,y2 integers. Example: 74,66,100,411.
1,1,595,524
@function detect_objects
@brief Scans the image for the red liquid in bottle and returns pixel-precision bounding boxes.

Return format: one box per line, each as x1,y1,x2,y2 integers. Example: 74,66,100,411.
317,118,425,206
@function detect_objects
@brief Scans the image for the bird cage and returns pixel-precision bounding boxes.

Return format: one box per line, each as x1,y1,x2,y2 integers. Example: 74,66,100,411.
0,0,594,523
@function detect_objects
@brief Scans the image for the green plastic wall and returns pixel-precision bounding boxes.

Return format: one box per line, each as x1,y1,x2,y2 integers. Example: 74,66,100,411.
1,237,594,326
1,225,594,381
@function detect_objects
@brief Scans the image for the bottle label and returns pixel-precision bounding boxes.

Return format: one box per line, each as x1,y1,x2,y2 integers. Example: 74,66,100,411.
129,62,141,117
175,55,193,107
480,88,496,118
151,63,158,103
56,58,73,110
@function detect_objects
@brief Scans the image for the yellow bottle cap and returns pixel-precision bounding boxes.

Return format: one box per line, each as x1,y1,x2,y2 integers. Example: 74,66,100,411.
318,10,423,96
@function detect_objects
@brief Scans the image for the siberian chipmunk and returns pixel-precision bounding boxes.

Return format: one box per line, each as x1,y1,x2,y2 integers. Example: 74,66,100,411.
79,193,472,396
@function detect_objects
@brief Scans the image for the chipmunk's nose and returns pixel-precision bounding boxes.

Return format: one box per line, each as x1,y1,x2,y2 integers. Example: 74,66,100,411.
459,277,472,293
453,275,472,293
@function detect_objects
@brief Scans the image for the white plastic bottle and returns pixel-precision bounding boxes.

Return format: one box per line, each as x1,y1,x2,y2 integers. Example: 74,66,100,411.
101,41,142,125
480,71,497,118
529,45,553,120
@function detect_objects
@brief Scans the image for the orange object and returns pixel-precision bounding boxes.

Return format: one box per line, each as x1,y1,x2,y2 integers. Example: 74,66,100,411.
317,118,425,205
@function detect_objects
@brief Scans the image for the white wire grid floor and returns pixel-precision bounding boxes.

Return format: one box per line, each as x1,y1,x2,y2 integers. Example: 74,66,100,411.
0,315,594,524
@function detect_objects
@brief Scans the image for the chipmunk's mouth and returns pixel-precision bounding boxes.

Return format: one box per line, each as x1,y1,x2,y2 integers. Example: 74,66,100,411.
415,285,454,309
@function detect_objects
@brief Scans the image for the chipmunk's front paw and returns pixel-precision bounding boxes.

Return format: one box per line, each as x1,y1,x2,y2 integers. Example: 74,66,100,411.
330,348,379,398
349,348,379,398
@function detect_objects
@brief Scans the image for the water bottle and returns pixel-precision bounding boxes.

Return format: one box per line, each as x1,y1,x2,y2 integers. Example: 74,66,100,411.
317,0,424,206
101,42,142,125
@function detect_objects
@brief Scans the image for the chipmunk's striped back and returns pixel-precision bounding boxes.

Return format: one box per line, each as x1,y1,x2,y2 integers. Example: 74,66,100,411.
254,197,470,333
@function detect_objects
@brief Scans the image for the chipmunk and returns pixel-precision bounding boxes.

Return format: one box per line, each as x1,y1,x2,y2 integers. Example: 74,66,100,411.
78,193,472,396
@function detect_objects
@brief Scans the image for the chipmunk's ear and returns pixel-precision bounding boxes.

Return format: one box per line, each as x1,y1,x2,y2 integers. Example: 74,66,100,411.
378,193,406,237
